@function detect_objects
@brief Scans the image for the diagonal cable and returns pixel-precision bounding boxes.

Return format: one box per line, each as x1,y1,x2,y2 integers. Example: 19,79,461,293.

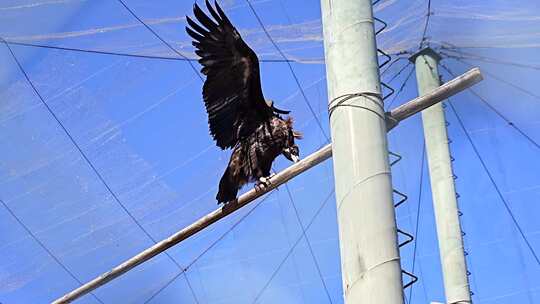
381,57,406,76
269,2,333,297
385,65,415,110
387,61,412,84
0,200,105,304
283,183,333,304
115,0,203,81
244,0,329,141
447,100,540,266
2,39,200,303
4,40,294,63
143,194,272,303
251,189,335,303
419,0,432,49
440,51,540,71
450,57,540,100
408,143,426,303
440,63,540,151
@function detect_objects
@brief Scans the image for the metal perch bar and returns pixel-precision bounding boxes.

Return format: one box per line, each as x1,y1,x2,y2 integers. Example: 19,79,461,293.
52,67,482,304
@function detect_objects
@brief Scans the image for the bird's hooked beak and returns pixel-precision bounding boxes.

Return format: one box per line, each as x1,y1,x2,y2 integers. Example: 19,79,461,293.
283,146,300,163
266,99,291,115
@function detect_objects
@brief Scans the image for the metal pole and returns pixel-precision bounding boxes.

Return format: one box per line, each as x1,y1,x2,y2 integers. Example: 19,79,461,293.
411,48,472,304
320,0,404,302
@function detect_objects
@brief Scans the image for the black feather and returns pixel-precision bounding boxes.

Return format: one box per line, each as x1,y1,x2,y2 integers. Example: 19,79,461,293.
206,0,223,24
186,16,209,37
193,3,219,32
185,26,205,42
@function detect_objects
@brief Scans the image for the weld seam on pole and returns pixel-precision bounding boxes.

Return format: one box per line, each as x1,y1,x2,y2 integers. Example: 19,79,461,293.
337,171,391,210
344,256,401,296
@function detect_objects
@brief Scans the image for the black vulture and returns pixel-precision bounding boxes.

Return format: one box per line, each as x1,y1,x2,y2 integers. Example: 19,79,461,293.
186,0,302,204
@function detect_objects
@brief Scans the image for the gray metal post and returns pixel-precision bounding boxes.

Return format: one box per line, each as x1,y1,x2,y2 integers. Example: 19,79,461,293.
321,0,404,303
411,48,472,304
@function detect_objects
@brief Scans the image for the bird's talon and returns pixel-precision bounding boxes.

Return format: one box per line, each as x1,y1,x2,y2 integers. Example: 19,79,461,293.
259,176,272,187
254,183,265,192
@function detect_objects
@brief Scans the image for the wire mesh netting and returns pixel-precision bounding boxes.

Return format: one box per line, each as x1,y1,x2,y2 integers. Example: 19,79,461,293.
1,0,539,303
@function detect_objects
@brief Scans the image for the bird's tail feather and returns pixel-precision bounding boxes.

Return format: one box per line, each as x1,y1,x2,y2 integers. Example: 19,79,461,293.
217,167,238,204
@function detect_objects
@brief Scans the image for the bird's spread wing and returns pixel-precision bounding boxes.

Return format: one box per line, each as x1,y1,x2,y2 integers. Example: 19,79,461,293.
186,0,271,149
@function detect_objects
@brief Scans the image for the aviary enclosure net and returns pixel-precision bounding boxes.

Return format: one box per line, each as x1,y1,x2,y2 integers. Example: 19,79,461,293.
0,0,539,303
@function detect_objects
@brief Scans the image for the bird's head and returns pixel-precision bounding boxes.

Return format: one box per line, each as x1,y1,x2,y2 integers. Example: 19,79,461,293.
282,117,302,163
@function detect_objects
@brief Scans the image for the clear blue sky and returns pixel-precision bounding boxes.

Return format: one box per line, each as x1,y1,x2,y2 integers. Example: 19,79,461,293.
0,0,539,303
